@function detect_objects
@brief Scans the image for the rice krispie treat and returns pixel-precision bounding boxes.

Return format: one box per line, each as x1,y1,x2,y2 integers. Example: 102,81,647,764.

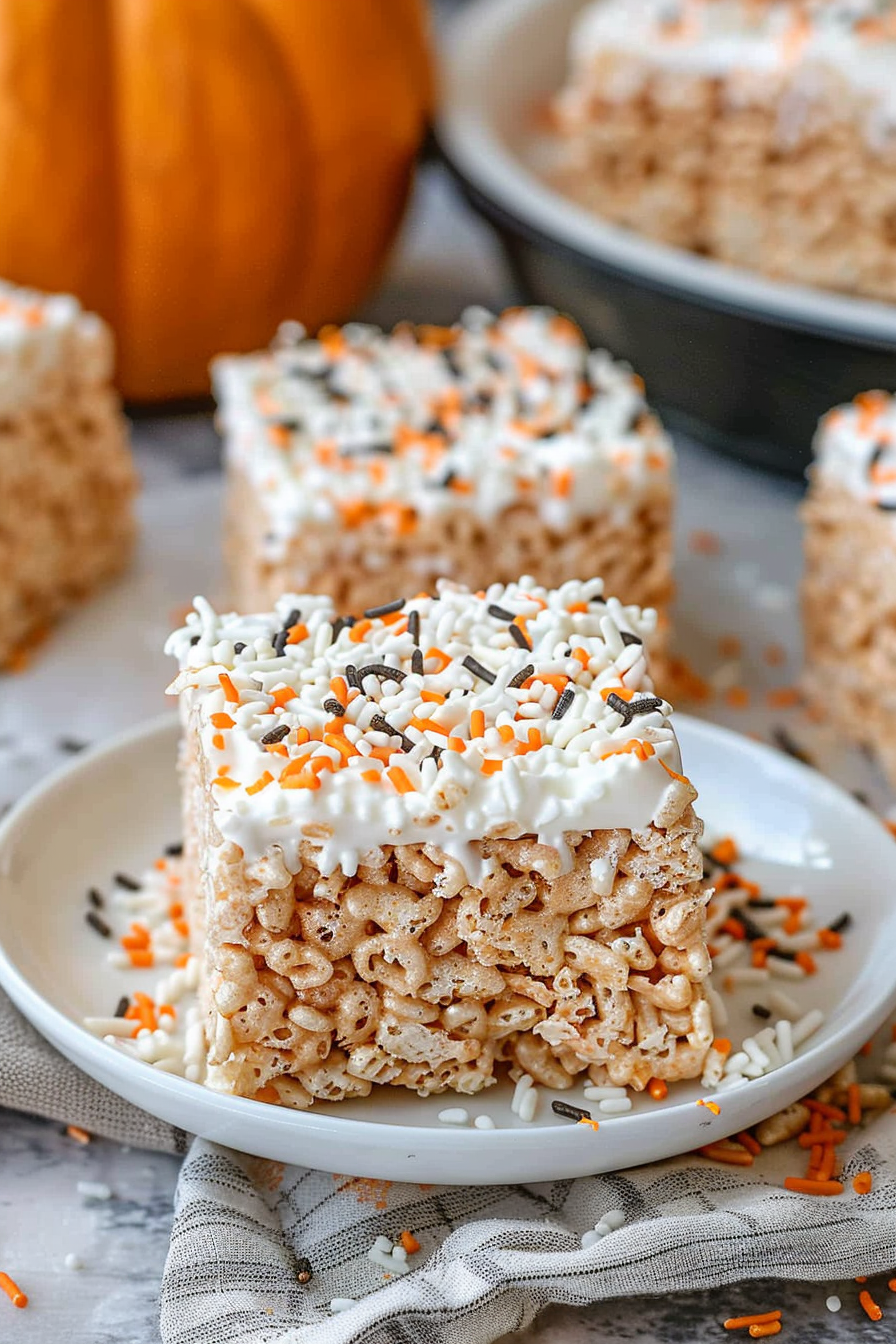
803,390,896,785
551,1,896,301
166,577,712,1110
214,307,674,643
0,281,137,667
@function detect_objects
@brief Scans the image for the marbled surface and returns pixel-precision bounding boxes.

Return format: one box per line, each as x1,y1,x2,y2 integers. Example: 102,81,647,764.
0,164,892,1342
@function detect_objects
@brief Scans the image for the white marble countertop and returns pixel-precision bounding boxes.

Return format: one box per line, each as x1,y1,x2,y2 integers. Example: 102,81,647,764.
1,164,891,1343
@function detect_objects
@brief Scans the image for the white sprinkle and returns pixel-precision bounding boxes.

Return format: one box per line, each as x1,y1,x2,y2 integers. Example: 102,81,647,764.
602,1209,625,1230
756,583,791,611
712,942,746,970
716,1073,749,1091
330,1299,357,1313
753,1027,783,1072
598,1097,632,1115
879,1062,896,1083
768,989,800,1018
791,1008,825,1047
474,1114,496,1130
884,1041,896,1065
77,1180,112,1201
437,1107,469,1126
775,1018,794,1064
372,1236,392,1253
724,967,770,987
511,1073,534,1115
64,1254,84,1271
583,1085,628,1100
826,1295,841,1313
704,982,728,1030
766,956,806,981
723,1051,750,1075
518,1087,539,1123
581,1229,601,1249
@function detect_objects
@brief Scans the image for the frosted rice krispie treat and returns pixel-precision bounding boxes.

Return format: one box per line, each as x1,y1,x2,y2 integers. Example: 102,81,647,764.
0,281,137,667
166,577,712,1110
214,307,674,643
803,390,896,785
550,1,896,301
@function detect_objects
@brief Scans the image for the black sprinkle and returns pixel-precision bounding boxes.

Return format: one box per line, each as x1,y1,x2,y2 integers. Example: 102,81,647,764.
828,913,852,934
509,623,532,651
730,907,768,942
296,1256,314,1286
442,347,463,378
189,635,200,646
430,745,444,764
273,629,289,657
86,910,111,939
620,631,643,647
751,1004,772,1020
606,692,634,725
876,501,896,512
331,616,354,641
745,898,777,910
165,842,184,857
411,649,424,676
261,725,290,746
551,688,575,720
439,469,457,490
58,737,88,754
629,696,664,718
87,887,104,909
488,604,515,622
370,714,414,753
507,664,534,690
363,598,405,619
771,725,813,766
767,949,798,964
869,443,885,476
283,608,301,629
233,643,246,655
346,664,361,690
852,790,871,807
357,664,408,684
323,698,346,717
551,1099,591,1123
114,873,142,891
462,656,496,686
114,996,130,1018
408,610,420,645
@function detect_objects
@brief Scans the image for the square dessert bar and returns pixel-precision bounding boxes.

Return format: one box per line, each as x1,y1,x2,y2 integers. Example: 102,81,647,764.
214,306,674,640
551,1,896,301
0,281,137,667
167,577,712,1110
803,391,896,786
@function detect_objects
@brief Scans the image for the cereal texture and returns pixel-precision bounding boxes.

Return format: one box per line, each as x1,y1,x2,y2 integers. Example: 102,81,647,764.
551,1,896,301
170,579,711,1108
215,307,673,629
0,283,136,665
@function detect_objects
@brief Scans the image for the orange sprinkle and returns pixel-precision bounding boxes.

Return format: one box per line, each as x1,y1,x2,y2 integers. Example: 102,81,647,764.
470,710,485,738
599,739,655,762
172,919,189,938
265,742,289,757
721,917,746,941
128,949,154,969
888,1278,896,1292
411,717,450,738
66,1125,91,1145
859,1290,882,1322
600,685,634,702
287,623,309,645
797,1129,845,1149
717,635,742,659
387,767,415,795
795,951,817,975
647,1078,668,1101
766,686,801,710
804,1099,846,1122
0,1272,28,1309
174,953,191,968
659,760,692,787
399,1230,421,1255
550,466,573,498
210,712,234,729
330,676,348,703
698,1143,753,1167
349,619,372,643
567,602,588,614
697,1099,721,1116
420,690,446,705
763,643,787,667
212,733,225,751
782,1178,843,1195
361,770,381,783
246,771,274,796
724,1313,782,1332
280,770,321,791
213,775,240,790
324,734,357,762
725,686,750,710
852,1171,873,1195
817,929,842,950
219,672,240,704
859,1039,874,1057
424,647,451,672
480,758,504,775
748,1326,781,1339
712,1038,732,1055
689,529,721,556
711,837,739,866
447,736,466,752
270,685,297,710
737,1131,762,1157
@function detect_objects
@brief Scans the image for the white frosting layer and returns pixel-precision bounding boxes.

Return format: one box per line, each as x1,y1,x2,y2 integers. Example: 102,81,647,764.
212,307,672,560
166,578,690,881
568,0,896,139
0,280,114,416
812,389,896,512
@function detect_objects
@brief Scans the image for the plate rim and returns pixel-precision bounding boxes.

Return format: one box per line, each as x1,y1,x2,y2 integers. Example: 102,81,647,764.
436,0,896,350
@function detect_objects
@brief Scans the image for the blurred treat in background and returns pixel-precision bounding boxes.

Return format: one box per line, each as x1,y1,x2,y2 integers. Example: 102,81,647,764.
438,0,896,474
0,280,137,669
0,0,432,402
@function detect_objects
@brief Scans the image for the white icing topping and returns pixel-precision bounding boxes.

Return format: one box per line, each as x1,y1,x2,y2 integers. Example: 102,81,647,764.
567,0,896,140
812,389,896,511
0,280,114,416
166,578,689,881
212,307,672,559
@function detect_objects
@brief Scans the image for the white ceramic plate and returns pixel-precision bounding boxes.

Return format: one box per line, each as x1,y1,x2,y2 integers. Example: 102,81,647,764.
1,713,894,1184
438,0,896,347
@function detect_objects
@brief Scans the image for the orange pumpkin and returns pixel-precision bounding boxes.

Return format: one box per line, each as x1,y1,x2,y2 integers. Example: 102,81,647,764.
0,0,432,400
